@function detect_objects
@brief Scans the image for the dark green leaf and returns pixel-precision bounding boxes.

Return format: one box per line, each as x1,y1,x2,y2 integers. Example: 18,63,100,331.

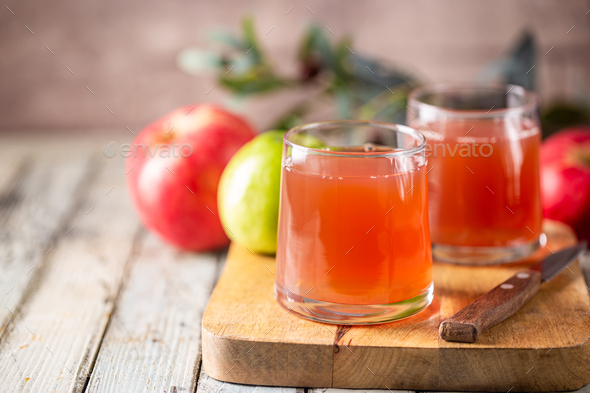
220,71,284,95
505,32,535,90
541,102,590,138
478,31,536,90
301,25,338,76
350,55,414,90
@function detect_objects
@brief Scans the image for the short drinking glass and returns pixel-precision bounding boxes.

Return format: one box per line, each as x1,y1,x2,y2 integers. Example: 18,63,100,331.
275,120,433,324
407,83,543,265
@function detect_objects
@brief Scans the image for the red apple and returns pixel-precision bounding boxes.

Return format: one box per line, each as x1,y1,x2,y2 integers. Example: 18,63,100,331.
126,104,257,251
540,126,590,241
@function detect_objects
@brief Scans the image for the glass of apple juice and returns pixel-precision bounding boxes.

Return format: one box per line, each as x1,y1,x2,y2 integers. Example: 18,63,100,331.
407,83,543,265
275,120,433,324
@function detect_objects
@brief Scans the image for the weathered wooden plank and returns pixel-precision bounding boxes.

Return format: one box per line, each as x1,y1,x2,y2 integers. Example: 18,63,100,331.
197,368,301,393
86,234,219,393
309,388,414,393
0,157,140,392
202,245,334,388
0,152,92,337
0,153,25,195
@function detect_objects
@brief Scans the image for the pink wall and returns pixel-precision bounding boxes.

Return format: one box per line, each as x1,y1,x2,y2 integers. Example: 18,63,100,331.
0,0,588,132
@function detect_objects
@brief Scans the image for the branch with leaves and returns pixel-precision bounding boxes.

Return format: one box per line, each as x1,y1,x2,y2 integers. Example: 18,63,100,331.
177,17,416,129
177,18,589,136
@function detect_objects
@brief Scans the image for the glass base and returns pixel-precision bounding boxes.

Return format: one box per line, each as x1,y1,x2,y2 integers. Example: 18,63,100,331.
432,235,545,265
275,283,434,325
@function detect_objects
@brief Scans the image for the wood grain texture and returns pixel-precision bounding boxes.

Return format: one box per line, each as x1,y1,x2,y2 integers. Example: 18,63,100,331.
311,389,413,393
202,220,590,391
0,150,91,338
197,367,301,393
439,269,542,343
202,249,334,388
86,233,219,393
0,157,140,392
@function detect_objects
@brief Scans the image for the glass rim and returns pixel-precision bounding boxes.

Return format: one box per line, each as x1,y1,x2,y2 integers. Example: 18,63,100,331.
408,82,539,118
284,120,426,158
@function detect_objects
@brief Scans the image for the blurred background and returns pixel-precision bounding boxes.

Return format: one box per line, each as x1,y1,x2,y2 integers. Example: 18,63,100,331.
0,0,589,134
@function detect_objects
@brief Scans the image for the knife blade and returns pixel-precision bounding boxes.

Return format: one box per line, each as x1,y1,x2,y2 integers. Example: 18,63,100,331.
439,241,588,343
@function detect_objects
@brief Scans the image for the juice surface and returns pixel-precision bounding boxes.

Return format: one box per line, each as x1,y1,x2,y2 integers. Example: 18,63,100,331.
276,151,432,305
420,119,542,247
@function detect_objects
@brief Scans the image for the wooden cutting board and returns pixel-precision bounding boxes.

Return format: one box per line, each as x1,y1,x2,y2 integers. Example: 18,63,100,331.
202,220,590,392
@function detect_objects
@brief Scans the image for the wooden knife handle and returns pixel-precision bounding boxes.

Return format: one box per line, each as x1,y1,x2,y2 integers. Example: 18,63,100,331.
439,269,542,343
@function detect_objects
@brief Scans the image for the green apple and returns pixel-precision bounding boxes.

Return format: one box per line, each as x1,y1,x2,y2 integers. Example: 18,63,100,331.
218,130,285,254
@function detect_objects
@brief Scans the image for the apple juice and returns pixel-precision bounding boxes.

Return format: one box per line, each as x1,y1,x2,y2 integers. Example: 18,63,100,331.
276,149,432,305
421,119,542,247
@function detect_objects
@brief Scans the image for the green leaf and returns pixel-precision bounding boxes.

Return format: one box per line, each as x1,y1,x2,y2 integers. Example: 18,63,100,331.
176,48,223,75
541,102,590,138
271,112,305,130
206,17,289,96
230,55,258,74
478,31,536,91
350,55,415,91
375,96,408,124
298,26,315,61
357,86,410,124
332,37,355,82
334,85,354,118
302,25,337,75
506,32,535,90
220,70,284,95
241,17,262,62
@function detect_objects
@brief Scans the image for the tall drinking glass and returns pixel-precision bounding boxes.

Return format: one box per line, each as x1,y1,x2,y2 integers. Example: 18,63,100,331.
407,83,543,265
275,121,433,324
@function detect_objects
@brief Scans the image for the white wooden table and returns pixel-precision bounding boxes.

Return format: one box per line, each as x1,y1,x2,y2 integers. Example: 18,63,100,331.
0,134,589,393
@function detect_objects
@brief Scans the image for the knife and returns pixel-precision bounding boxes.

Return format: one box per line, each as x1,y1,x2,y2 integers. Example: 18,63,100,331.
439,241,588,343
